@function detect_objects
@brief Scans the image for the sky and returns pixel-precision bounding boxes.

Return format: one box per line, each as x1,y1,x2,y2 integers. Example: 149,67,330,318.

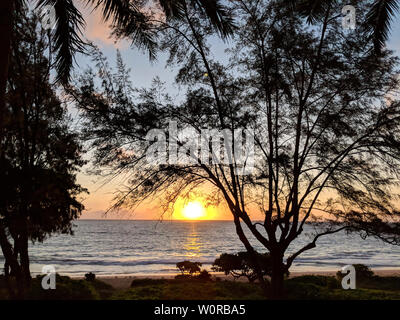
69,3,400,221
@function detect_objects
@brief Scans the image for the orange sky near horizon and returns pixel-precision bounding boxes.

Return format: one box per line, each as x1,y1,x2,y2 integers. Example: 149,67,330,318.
77,172,237,220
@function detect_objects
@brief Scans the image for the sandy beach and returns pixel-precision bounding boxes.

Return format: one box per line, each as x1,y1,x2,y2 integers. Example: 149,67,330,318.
91,269,400,289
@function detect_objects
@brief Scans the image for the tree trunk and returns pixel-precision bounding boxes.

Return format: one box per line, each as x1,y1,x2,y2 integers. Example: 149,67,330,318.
19,233,31,286
232,216,270,295
10,234,29,299
11,220,31,294
270,251,285,299
0,224,20,276
0,223,23,298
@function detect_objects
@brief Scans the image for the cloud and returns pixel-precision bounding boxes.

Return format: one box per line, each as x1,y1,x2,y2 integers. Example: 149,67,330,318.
79,1,165,49
79,4,128,49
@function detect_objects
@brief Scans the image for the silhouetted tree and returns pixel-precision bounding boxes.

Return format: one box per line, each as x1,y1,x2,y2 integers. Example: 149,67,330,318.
212,252,274,282
71,0,400,298
176,261,202,275
0,12,86,297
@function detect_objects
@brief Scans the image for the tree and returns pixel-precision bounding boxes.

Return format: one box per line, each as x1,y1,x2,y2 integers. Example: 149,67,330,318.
71,0,400,298
176,261,202,276
0,12,86,297
212,252,274,282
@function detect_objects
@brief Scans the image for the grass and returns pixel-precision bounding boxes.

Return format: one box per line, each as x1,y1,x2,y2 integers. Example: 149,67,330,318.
0,274,114,300
112,278,265,300
285,275,400,300
1,274,400,300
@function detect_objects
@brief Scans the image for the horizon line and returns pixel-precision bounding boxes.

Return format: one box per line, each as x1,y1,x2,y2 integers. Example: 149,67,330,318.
77,218,234,222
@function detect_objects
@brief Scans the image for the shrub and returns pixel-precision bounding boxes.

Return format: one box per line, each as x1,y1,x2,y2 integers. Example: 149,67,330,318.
27,274,99,300
174,268,212,281
285,276,341,299
212,251,275,282
285,281,325,300
85,272,96,281
176,261,202,276
174,274,192,280
336,264,374,282
196,270,212,281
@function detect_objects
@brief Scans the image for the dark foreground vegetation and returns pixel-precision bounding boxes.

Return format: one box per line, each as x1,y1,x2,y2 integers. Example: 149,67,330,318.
0,274,114,300
1,273,400,300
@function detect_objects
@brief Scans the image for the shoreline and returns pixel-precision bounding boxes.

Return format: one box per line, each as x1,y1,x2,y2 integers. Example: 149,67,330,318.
71,268,400,289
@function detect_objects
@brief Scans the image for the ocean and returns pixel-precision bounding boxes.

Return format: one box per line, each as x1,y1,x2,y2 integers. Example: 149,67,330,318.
1,220,399,276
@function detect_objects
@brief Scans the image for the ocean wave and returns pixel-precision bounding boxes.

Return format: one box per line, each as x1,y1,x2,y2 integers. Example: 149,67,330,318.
29,258,215,267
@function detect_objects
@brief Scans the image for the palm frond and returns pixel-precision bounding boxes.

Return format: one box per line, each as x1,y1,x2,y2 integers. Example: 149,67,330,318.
110,5,159,61
85,0,132,26
36,0,86,84
97,0,234,61
191,0,235,37
364,0,400,52
158,0,185,19
34,0,234,82
15,0,27,12
155,0,235,37
86,1,158,59
296,0,333,24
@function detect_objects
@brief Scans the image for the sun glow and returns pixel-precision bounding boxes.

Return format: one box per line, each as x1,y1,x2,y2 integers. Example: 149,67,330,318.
182,201,206,220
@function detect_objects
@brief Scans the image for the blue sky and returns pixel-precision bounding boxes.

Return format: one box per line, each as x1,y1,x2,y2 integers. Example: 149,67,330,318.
74,4,400,95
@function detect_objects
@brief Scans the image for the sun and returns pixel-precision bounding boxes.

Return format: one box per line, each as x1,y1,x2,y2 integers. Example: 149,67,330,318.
182,201,206,220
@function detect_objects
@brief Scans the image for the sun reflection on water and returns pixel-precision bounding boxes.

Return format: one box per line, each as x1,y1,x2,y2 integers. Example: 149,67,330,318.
182,223,202,258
